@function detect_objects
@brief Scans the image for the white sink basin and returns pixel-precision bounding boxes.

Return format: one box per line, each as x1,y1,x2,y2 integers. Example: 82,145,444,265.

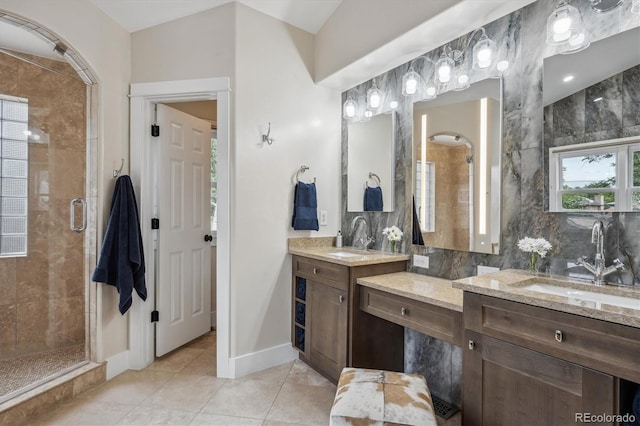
328,251,367,258
521,283,640,310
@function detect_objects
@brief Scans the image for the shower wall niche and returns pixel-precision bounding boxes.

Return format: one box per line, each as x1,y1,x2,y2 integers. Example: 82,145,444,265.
0,50,87,363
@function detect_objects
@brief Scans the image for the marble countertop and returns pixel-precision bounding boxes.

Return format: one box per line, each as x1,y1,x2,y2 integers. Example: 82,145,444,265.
357,272,463,312
288,237,410,267
452,269,640,328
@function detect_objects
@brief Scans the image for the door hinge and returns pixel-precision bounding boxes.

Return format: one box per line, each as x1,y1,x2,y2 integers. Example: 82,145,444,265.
151,310,159,323
151,124,160,137
151,218,159,229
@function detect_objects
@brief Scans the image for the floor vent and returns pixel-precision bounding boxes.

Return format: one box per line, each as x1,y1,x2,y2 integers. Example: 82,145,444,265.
432,395,459,420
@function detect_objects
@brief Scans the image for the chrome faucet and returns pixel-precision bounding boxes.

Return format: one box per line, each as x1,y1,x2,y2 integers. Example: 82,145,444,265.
575,220,625,285
351,216,375,250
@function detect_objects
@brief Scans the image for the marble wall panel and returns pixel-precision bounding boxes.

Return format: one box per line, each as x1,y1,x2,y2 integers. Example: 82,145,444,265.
341,0,640,407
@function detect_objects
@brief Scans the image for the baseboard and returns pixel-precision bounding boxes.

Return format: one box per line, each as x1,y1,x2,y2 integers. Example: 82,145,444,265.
210,310,216,328
229,343,297,378
105,349,130,380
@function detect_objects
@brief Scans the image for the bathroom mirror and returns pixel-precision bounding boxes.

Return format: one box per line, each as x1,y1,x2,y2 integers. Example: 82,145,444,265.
543,27,640,212
347,112,395,212
412,78,502,254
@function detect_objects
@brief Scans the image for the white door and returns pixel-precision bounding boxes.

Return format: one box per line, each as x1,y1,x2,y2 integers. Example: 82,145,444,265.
156,104,212,356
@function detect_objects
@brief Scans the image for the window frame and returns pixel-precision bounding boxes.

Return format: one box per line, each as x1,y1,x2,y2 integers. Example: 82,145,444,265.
549,136,640,212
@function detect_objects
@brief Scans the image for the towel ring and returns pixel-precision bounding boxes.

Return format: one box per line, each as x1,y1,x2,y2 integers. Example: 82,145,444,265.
366,172,381,188
296,165,316,184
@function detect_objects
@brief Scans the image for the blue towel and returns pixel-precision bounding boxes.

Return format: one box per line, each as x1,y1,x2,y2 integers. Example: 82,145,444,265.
92,175,147,314
292,182,319,231
364,186,383,211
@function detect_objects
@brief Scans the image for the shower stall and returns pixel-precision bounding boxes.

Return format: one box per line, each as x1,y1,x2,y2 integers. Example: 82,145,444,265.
0,16,95,404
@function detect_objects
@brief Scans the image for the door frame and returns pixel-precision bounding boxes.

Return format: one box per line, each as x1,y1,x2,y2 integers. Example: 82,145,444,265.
129,77,231,378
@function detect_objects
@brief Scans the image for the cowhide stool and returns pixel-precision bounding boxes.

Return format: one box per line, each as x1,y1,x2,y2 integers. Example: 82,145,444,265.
330,367,438,426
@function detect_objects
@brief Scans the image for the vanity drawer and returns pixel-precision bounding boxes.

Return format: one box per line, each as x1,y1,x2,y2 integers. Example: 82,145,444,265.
464,293,640,383
360,286,463,346
293,256,349,291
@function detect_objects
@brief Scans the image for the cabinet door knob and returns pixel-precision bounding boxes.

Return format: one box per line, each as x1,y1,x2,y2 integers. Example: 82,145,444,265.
401,307,408,316
313,268,317,274
339,295,344,303
468,340,475,350
555,330,563,343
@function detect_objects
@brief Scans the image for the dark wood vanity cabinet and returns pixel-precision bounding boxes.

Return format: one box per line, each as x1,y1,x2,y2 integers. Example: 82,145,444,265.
291,255,407,382
463,292,640,425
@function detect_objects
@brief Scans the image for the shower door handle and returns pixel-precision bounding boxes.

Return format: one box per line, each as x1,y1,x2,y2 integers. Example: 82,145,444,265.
70,198,87,233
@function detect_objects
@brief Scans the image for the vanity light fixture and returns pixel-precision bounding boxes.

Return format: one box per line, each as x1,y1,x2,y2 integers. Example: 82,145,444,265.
343,96,358,120
367,82,382,110
546,2,586,46
435,51,456,84
472,29,495,70
402,66,422,96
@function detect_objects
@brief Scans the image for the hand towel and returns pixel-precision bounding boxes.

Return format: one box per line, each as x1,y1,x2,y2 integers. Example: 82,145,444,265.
292,182,319,231
364,186,383,211
92,175,147,314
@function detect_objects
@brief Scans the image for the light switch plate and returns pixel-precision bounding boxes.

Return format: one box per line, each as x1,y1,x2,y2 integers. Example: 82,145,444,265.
413,255,429,269
319,210,328,226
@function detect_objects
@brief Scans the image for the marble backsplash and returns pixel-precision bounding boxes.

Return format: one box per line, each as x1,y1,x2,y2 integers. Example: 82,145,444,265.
341,0,640,408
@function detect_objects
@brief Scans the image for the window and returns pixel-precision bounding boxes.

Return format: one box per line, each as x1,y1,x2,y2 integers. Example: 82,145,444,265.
549,138,640,212
0,95,29,257
210,129,217,235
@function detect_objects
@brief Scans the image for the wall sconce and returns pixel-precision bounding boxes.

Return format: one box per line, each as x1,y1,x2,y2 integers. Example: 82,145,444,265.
472,29,496,70
402,66,422,96
435,51,456,84
546,1,589,48
343,95,357,120
367,82,382,111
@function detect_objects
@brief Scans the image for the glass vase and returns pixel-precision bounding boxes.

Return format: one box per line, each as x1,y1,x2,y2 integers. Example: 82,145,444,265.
529,252,539,275
390,240,397,254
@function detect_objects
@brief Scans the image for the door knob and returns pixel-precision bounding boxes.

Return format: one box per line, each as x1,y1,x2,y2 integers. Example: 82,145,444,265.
204,234,213,242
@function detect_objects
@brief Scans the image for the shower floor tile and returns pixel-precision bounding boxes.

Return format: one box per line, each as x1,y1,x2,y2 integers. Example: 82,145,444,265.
0,345,86,402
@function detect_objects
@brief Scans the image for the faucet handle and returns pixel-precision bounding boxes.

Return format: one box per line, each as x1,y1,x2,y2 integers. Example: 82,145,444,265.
612,258,625,271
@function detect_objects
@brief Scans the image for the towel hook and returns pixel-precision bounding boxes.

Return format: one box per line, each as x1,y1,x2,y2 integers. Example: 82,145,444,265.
113,158,124,178
296,165,316,184
262,122,275,145
367,172,381,187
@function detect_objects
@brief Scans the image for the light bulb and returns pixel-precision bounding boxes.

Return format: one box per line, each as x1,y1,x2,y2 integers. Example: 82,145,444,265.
553,16,572,38
367,83,382,110
406,77,417,95
496,60,509,72
425,86,437,99
389,100,398,109
476,48,492,68
364,110,373,118
343,96,357,119
457,74,469,85
438,64,451,83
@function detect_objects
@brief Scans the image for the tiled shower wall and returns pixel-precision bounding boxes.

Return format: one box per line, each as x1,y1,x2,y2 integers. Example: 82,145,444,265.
0,51,86,360
341,0,640,407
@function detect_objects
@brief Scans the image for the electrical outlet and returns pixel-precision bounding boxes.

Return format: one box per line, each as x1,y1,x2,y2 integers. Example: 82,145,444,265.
413,254,429,269
477,265,500,276
319,210,328,226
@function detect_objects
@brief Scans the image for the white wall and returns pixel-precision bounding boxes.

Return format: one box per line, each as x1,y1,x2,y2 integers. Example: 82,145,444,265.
233,3,341,359
0,0,132,360
131,3,341,369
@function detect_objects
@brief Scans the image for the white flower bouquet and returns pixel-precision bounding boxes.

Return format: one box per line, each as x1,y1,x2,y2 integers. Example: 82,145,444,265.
382,226,403,253
517,237,552,273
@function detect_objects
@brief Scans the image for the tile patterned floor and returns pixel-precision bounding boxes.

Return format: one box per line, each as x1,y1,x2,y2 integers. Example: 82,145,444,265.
0,344,86,403
29,332,461,425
